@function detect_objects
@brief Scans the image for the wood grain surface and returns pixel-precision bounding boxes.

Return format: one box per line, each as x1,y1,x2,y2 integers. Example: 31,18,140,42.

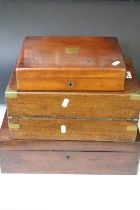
0,150,139,174
0,113,140,151
0,113,140,174
8,116,138,142
16,36,126,91
6,58,140,119
0,113,140,152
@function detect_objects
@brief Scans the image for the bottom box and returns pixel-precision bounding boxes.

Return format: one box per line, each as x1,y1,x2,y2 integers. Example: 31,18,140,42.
0,150,139,174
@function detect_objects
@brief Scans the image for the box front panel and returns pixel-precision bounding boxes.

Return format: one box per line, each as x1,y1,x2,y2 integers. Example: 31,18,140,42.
16,77,125,91
8,117,138,142
6,91,140,119
0,150,139,174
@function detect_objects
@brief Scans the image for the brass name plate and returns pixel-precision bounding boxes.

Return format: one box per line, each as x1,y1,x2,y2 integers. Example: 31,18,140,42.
65,47,79,54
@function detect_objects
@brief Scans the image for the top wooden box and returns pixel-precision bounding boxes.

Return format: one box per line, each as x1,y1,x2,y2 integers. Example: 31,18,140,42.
16,36,126,91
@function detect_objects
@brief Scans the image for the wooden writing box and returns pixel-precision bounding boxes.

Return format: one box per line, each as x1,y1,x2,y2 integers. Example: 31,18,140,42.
16,36,126,91
6,58,140,119
5,58,140,142
0,113,140,174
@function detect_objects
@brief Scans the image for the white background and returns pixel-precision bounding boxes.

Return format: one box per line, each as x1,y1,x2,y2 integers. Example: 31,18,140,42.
0,104,140,210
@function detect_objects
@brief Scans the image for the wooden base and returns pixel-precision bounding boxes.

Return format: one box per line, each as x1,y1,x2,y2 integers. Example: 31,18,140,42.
0,113,140,174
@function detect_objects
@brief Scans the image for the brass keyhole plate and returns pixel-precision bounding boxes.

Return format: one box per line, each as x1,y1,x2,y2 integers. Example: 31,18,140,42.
67,82,74,88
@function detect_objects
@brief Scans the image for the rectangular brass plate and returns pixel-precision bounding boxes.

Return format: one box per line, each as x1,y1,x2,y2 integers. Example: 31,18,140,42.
5,87,17,98
126,125,138,132
130,90,140,100
9,123,20,129
65,47,79,54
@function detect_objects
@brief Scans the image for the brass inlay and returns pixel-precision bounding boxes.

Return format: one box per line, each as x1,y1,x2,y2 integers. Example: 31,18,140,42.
130,95,140,100
65,47,79,54
5,87,17,98
130,89,140,100
9,123,20,129
126,125,138,132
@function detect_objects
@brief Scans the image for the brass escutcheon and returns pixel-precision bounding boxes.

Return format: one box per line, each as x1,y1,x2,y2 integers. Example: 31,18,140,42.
67,82,74,88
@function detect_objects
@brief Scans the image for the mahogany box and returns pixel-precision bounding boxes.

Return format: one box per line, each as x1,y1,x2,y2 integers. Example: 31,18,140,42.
15,36,126,91
5,58,140,142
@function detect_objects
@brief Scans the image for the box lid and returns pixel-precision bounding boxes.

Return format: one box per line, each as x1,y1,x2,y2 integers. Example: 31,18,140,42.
16,36,126,79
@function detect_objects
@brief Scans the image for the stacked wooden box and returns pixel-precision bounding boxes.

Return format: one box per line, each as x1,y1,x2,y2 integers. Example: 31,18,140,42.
5,36,140,143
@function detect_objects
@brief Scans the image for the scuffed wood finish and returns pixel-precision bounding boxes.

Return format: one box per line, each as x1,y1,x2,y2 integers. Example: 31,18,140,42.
0,150,139,174
16,36,126,91
0,114,140,174
17,78,125,91
6,58,140,119
1,113,140,152
8,117,138,142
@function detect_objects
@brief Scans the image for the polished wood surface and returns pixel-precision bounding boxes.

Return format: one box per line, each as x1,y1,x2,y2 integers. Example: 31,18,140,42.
16,36,126,91
6,58,140,119
1,113,140,152
0,150,139,174
16,77,125,91
8,117,137,142
0,114,140,174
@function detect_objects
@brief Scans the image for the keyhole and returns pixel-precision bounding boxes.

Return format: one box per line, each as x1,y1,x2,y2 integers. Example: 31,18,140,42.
66,155,70,160
67,82,74,88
